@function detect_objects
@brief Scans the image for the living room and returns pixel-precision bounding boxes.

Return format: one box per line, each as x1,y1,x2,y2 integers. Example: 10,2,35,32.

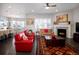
0,3,79,55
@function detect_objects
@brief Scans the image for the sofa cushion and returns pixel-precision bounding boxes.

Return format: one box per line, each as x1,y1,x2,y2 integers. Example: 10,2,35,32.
24,30,28,36
28,33,34,39
44,29,48,33
15,34,23,41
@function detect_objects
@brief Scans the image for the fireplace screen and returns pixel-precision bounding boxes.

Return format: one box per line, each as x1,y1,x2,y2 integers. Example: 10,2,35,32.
57,29,66,38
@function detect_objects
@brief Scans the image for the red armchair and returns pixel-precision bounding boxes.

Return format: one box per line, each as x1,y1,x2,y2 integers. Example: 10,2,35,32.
15,31,35,52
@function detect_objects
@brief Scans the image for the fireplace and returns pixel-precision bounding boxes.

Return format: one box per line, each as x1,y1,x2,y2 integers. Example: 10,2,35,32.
53,24,71,38
57,29,66,38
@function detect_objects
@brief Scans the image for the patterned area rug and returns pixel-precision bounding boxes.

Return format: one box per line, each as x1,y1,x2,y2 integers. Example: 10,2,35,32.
37,38,77,55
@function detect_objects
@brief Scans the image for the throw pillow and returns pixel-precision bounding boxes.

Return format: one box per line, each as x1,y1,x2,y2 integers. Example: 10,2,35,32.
20,32,28,40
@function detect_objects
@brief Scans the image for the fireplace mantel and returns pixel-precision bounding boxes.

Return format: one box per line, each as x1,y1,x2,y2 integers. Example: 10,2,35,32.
53,24,71,38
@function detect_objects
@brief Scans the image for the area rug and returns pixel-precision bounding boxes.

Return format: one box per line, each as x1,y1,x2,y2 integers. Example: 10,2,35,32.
37,38,78,55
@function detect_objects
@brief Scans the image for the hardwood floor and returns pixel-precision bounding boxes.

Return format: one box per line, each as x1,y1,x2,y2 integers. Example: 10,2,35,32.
0,39,13,55
66,38,79,54
0,37,37,55
0,36,79,55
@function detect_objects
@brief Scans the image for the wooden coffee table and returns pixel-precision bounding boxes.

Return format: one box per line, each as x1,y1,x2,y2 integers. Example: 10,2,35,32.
55,36,65,47
45,36,65,47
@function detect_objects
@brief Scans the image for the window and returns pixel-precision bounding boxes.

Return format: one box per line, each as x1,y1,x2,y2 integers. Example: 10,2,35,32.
10,21,25,29
10,21,16,28
35,18,52,30
0,16,8,28
16,21,25,29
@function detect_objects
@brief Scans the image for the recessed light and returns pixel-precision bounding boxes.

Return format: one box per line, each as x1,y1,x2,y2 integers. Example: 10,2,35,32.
8,6,12,8
32,10,34,12
45,7,49,9
56,9,58,12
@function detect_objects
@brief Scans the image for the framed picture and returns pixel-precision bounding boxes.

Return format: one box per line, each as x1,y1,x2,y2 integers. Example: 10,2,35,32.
56,14,68,23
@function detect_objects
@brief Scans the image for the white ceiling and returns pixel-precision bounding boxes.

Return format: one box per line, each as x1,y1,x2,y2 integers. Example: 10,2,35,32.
0,3,79,17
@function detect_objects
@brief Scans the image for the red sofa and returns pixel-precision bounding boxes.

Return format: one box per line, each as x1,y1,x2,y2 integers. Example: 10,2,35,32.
15,31,35,52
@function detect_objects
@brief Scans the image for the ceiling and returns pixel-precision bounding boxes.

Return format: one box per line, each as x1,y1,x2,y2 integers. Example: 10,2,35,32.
0,3,79,17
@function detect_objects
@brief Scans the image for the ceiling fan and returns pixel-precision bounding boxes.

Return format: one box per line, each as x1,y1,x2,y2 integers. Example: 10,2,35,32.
45,3,56,7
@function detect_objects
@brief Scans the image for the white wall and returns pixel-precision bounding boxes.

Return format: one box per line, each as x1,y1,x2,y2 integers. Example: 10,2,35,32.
26,13,53,18
71,8,79,33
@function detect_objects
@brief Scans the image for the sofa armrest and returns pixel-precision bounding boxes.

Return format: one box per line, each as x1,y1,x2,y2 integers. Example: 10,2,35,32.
15,40,33,44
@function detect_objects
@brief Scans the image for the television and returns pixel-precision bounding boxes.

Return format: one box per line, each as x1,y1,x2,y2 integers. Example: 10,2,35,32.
76,22,79,32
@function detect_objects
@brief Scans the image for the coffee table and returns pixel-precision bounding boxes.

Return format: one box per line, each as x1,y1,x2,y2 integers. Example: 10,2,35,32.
55,36,65,47
45,36,65,47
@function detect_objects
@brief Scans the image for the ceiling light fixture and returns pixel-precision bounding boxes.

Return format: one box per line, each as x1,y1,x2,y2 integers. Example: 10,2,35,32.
46,3,56,7
45,3,56,9
45,7,49,9
8,6,12,8
56,9,58,12
32,10,34,12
